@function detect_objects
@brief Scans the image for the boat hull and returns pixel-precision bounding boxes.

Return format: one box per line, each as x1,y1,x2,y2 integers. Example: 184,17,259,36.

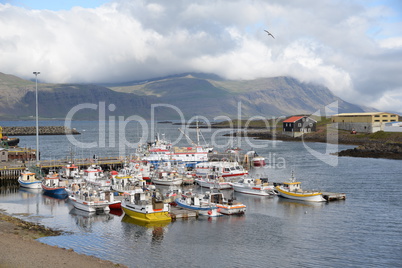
216,204,246,215
194,179,232,190
68,195,111,213
41,184,68,195
18,178,42,189
275,186,326,202
175,198,221,216
151,178,183,186
232,184,274,196
121,203,171,223
108,201,122,209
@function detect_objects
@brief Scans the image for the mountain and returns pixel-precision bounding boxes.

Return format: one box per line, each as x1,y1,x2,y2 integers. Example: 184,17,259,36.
0,72,373,120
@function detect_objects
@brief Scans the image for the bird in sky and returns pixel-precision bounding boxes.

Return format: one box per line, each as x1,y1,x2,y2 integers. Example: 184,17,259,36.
264,30,275,39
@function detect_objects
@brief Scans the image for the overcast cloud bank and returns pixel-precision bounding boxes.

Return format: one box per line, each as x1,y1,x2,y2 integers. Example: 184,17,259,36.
1,0,402,113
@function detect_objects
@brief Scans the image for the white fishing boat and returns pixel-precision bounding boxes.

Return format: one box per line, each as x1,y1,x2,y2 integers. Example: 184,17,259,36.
121,188,171,223
151,171,183,186
195,161,248,181
275,172,326,202
68,188,111,213
18,170,42,189
175,189,222,217
83,165,111,191
231,176,275,196
59,164,80,180
209,190,247,215
194,176,232,190
41,172,68,195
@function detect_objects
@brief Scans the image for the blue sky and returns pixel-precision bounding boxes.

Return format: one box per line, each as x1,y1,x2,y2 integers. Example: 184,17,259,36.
1,0,402,113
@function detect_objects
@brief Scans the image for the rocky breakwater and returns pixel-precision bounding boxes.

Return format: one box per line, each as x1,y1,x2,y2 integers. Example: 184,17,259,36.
337,142,402,160
3,126,80,136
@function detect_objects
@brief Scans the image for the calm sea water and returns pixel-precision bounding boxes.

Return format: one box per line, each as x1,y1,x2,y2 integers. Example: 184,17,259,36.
1,120,401,267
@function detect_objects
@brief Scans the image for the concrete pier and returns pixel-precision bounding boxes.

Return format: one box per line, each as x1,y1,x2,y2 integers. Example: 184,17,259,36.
322,192,346,201
169,206,198,220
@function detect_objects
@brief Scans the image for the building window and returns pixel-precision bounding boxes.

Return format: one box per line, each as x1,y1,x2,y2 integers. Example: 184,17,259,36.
309,123,313,127
298,123,301,127
374,120,380,122
382,120,388,122
390,115,396,117
391,120,396,122
382,115,388,117
374,115,380,117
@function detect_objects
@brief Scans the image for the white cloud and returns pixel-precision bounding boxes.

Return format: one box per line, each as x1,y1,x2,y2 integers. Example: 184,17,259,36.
1,0,402,114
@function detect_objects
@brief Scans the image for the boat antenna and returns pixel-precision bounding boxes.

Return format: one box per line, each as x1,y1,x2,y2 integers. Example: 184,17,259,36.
178,128,197,146
290,170,295,183
196,118,200,146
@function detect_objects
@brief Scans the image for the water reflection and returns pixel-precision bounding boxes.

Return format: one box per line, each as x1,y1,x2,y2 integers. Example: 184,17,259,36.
0,181,19,194
121,215,170,243
42,192,68,214
109,208,124,217
69,208,113,232
19,187,42,197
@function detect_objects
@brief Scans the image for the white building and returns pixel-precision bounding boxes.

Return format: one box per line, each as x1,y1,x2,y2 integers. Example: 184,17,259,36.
384,122,402,132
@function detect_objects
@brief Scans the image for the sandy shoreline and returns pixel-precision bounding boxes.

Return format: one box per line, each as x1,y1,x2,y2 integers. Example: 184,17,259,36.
0,212,127,268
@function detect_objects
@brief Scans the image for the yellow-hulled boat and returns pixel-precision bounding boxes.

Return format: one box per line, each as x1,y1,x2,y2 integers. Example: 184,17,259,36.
121,188,171,223
122,215,171,228
275,172,326,202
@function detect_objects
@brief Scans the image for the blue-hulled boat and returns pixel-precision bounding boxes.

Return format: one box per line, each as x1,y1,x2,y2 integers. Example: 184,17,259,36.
41,173,68,195
175,190,222,217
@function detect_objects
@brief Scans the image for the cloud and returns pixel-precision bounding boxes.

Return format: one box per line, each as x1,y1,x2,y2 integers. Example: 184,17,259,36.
1,0,402,113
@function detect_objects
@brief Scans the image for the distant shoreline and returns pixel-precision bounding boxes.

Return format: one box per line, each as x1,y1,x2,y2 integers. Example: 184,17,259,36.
229,129,402,160
3,126,80,136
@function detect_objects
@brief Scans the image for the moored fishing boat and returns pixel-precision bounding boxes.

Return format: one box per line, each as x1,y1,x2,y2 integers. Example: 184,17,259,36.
195,161,248,181
121,188,171,223
41,172,68,195
18,170,42,189
209,190,247,215
151,171,183,186
275,172,326,202
175,189,222,217
68,188,111,213
231,176,275,196
194,176,232,190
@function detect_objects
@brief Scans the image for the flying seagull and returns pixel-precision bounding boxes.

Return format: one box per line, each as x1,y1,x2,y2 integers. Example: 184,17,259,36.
264,30,275,39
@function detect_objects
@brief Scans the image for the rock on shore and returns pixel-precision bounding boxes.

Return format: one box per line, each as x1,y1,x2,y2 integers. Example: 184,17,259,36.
3,126,80,136
337,142,402,159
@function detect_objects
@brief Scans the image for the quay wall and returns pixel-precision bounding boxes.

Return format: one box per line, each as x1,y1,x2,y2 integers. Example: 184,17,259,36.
3,126,80,136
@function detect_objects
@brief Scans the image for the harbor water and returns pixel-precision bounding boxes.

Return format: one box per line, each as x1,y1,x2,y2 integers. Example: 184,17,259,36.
0,120,401,267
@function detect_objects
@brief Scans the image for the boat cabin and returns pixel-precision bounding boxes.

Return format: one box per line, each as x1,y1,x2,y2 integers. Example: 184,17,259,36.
21,172,36,181
283,181,301,192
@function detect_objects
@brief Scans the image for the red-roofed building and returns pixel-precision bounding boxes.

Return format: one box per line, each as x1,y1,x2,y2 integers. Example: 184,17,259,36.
283,115,317,137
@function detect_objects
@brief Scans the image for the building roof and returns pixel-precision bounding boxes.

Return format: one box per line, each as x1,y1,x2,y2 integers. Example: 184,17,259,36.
332,112,399,117
283,116,304,123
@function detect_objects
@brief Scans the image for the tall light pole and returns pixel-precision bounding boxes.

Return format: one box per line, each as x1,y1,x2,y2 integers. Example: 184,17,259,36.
33,72,40,164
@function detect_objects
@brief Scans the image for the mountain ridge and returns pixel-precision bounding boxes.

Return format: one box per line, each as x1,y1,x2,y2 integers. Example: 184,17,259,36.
0,72,375,120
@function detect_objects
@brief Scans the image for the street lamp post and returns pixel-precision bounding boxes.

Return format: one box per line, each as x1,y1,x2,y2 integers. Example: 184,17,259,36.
33,72,40,164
